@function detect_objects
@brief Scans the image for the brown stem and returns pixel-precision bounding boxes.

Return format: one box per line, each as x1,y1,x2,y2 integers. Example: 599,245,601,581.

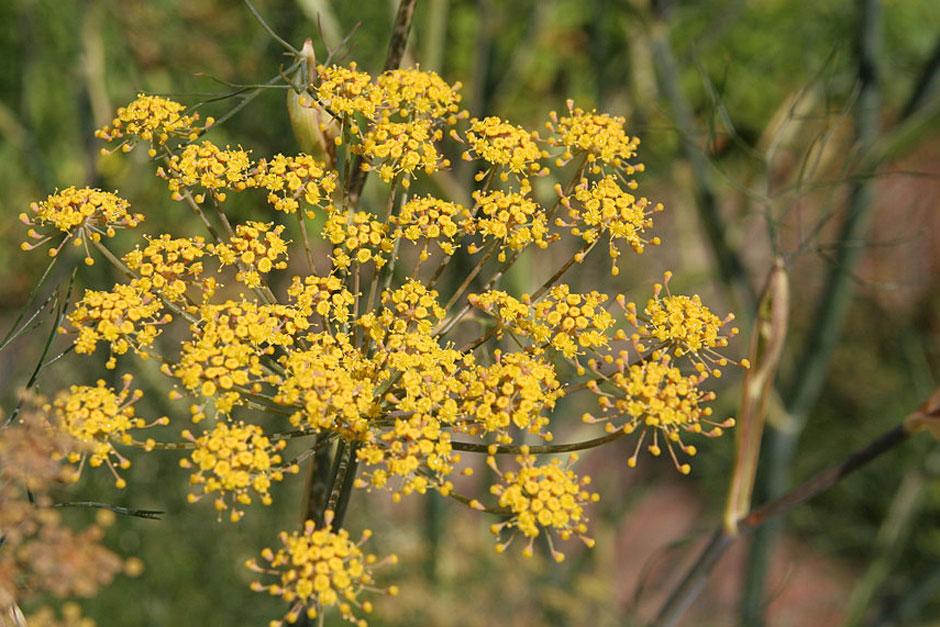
652,423,910,627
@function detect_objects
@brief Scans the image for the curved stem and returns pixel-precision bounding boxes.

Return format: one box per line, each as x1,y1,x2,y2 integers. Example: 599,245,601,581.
451,429,627,455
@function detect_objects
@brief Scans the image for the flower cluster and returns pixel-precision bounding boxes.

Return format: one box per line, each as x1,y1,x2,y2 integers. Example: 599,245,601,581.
622,271,745,376
488,450,598,561
169,301,303,418
67,283,169,368
376,68,463,122
246,517,397,626
459,351,562,443
180,421,297,522
315,63,380,122
275,333,376,437
164,140,252,202
584,351,734,474
95,93,207,155
122,235,215,303
48,375,166,487
460,116,547,180
210,221,289,288
323,210,392,271
467,190,550,261
287,274,356,325
560,175,664,274
358,118,446,185
19,187,143,264
12,58,750,627
391,195,468,260
470,286,614,360
254,153,337,216
546,100,641,173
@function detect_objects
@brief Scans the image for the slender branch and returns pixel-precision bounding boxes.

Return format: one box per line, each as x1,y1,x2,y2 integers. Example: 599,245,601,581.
52,501,164,520
451,429,627,455
243,0,299,54
653,423,910,627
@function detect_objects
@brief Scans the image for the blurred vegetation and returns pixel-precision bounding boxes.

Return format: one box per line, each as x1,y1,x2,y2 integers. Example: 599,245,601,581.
1,0,938,625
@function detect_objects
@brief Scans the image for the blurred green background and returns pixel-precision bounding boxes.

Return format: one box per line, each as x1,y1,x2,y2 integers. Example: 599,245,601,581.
1,0,939,625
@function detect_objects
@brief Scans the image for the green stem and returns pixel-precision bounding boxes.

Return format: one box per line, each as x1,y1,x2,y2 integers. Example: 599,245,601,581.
742,1,883,621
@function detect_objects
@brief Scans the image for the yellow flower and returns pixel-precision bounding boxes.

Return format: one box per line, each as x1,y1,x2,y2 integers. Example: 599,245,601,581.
96,94,207,155
123,235,214,303
322,210,392,271
356,325,472,501
210,221,289,288
391,195,469,261
67,282,169,368
274,332,376,438
621,272,742,376
287,274,356,326
460,116,547,180
247,518,397,627
488,449,597,561
466,190,550,261
459,351,562,444
357,118,446,187
546,100,641,175
49,375,167,488
168,301,305,420
560,175,664,275
470,285,614,361
164,140,252,202
315,62,381,122
253,153,338,216
376,68,464,123
358,281,446,342
20,187,143,265
180,421,297,522
584,351,734,475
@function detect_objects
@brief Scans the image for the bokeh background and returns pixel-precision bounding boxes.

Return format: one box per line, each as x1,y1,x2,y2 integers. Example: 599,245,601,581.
1,0,939,625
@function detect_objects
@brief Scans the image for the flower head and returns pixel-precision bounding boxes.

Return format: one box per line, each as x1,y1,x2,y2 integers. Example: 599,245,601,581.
622,272,743,376
180,421,297,522
49,375,167,487
20,187,143,265
164,140,252,202
123,235,214,303
274,333,376,437
391,195,469,261
315,63,381,122
246,517,397,627
459,351,562,444
376,68,464,123
96,94,206,155
460,116,547,181
358,118,446,187
67,283,170,368
210,221,289,288
584,351,735,474
253,153,338,216
488,449,597,561
323,210,392,271
547,100,641,174
466,190,550,261
560,175,664,275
